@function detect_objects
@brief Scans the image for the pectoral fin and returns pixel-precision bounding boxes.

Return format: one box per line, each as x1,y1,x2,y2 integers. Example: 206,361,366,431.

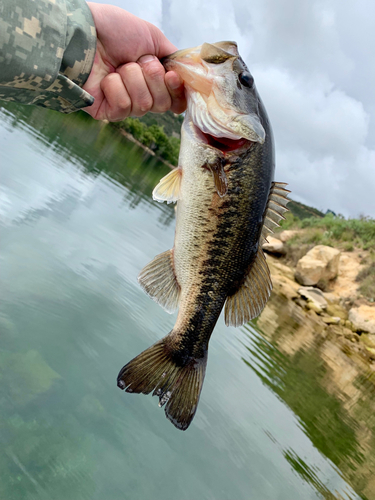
138,250,180,313
205,158,228,197
261,182,290,243
152,168,182,204
224,248,272,326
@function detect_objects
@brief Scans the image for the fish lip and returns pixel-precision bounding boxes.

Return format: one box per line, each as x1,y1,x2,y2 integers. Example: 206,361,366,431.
160,55,170,70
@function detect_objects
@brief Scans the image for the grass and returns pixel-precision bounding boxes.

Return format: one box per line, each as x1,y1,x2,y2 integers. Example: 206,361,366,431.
279,212,375,250
279,212,375,299
287,200,325,220
356,253,375,302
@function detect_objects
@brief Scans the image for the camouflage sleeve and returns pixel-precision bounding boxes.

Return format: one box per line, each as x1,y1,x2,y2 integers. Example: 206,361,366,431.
0,0,96,113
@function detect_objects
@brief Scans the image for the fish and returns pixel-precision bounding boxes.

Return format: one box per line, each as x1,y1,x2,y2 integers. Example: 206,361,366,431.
117,41,290,430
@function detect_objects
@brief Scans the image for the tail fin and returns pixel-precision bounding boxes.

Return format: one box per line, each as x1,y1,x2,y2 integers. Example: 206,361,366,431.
117,338,207,431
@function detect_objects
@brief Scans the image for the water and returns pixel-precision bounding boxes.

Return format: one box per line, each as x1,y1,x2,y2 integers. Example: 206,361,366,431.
0,102,374,500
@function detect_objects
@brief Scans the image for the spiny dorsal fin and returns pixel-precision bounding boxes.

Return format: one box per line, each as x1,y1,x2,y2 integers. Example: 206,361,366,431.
138,250,180,313
224,248,272,327
261,181,291,244
152,168,182,204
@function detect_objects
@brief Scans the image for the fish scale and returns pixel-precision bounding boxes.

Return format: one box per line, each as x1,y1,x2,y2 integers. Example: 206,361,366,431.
117,41,290,430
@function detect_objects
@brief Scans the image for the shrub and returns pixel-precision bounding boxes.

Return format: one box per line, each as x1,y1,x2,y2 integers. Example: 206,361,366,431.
112,118,181,166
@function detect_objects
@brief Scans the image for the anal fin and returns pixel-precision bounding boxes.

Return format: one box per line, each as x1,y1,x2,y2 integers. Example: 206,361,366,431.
152,168,182,204
138,250,180,313
261,182,291,243
224,248,272,326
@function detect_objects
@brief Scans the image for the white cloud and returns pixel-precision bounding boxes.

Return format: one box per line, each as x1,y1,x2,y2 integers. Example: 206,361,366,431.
90,0,375,216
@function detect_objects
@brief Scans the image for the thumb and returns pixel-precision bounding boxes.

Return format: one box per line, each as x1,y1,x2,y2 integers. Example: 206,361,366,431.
145,22,177,59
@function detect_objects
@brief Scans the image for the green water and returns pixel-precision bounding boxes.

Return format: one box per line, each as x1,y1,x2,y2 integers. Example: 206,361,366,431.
0,103,373,500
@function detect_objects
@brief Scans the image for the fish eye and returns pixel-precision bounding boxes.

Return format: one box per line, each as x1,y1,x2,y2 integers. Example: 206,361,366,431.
238,72,254,89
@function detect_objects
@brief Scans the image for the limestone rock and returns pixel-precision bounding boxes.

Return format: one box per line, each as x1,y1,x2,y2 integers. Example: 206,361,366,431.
322,316,341,325
298,286,328,313
359,333,375,349
262,236,285,255
295,245,341,286
267,256,295,281
272,274,300,300
266,256,300,299
349,305,375,334
326,303,348,320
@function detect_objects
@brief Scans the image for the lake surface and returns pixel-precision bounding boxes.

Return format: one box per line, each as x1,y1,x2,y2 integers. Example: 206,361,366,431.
0,102,374,500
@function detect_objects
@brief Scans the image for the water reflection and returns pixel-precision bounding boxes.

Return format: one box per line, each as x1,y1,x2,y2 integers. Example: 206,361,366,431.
0,102,175,226
242,292,375,500
0,102,373,500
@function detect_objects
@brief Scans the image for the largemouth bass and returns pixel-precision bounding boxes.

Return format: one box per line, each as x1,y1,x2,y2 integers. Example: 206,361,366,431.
117,41,290,430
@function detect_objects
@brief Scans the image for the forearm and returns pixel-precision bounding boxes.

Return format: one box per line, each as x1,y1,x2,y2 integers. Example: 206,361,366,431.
0,0,96,113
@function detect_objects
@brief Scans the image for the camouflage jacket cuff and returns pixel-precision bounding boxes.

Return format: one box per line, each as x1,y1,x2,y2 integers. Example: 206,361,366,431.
0,0,96,113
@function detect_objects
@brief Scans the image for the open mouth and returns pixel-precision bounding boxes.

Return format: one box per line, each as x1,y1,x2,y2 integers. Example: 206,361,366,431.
192,122,252,153
201,132,251,153
193,122,254,154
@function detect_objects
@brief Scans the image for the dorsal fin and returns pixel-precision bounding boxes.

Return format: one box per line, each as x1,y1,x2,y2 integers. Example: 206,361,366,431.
152,168,182,204
224,248,272,326
261,182,290,244
138,250,180,313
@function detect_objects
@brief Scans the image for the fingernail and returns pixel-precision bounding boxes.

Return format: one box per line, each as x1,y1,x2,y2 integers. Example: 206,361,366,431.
138,55,156,64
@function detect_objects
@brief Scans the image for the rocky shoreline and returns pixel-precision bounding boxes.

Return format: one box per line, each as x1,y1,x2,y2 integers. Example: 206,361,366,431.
262,232,375,372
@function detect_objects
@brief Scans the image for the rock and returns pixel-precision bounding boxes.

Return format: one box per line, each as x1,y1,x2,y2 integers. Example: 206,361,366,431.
330,251,363,299
323,292,340,304
295,245,341,286
344,320,356,332
349,305,375,334
272,275,300,300
267,256,295,281
322,316,341,325
298,286,328,313
306,302,324,314
262,236,285,255
266,255,300,300
278,230,299,242
359,333,375,349
326,303,348,320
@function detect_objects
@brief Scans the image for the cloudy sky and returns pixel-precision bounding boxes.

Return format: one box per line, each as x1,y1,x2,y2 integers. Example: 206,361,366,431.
93,0,375,217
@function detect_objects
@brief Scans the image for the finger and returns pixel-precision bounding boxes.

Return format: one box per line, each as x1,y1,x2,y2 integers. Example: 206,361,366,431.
145,21,177,59
138,55,172,113
100,72,131,121
165,71,187,114
117,62,153,117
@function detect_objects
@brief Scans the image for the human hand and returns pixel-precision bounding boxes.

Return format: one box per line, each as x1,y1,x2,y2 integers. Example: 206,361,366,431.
83,3,186,121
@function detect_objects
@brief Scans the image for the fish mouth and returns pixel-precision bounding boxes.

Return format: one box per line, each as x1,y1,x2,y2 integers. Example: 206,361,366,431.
163,44,265,145
162,46,213,97
192,123,252,153
203,134,251,152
